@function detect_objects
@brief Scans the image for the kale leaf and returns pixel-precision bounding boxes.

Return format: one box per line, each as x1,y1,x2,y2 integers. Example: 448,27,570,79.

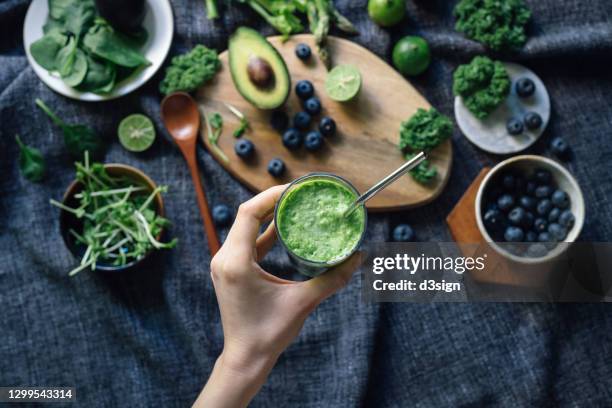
454,0,531,51
453,56,511,120
406,152,437,185
399,108,453,152
159,45,221,95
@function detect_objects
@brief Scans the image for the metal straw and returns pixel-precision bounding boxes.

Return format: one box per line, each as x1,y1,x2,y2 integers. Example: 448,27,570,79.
343,151,427,217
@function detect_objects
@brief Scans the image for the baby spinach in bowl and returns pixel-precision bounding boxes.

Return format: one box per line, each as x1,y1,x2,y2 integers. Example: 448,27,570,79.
52,154,177,275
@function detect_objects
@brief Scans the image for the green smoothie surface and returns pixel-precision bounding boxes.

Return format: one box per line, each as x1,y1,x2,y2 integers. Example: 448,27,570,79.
277,178,365,263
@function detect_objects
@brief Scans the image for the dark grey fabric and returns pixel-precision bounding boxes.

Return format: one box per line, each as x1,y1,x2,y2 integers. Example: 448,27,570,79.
1,0,612,406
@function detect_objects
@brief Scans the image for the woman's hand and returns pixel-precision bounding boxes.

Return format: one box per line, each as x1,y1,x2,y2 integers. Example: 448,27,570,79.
194,185,361,408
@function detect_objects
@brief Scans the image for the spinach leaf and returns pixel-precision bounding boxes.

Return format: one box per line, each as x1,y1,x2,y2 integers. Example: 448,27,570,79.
15,135,45,182
55,37,78,77
48,0,75,20
63,1,96,37
30,31,67,71
35,98,104,159
63,49,88,87
77,55,116,92
83,21,150,68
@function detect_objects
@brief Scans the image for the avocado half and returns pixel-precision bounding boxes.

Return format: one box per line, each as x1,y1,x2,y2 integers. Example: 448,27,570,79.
229,27,291,110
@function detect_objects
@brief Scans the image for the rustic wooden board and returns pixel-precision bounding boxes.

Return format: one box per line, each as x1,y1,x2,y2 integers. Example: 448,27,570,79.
197,34,452,211
446,167,490,244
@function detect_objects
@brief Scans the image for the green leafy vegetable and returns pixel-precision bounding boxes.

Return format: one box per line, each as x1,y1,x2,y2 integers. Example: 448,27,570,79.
50,152,177,276
204,110,229,163
36,98,105,159
225,103,250,138
159,45,221,95
30,31,68,71
453,56,511,119
406,152,437,185
29,0,149,95
83,19,151,68
454,0,531,52
399,108,453,152
15,135,45,182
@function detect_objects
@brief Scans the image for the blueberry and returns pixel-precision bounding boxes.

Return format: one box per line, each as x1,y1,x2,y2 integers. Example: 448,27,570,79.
558,210,575,229
504,226,524,242
522,211,534,229
538,232,554,243
536,199,553,216
506,117,524,135
535,169,553,185
551,190,570,208
534,217,548,233
548,207,561,223
524,112,542,130
515,77,535,97
212,204,232,227
550,137,571,160
484,209,505,232
519,196,536,211
295,80,314,100
508,207,526,226
319,116,337,137
304,97,322,116
525,231,538,243
525,181,537,196
270,111,289,132
548,223,567,241
295,43,312,60
535,185,553,198
514,176,525,193
392,224,415,242
234,139,255,158
304,131,323,151
497,194,515,212
293,111,311,130
282,128,303,150
502,173,515,190
267,158,286,177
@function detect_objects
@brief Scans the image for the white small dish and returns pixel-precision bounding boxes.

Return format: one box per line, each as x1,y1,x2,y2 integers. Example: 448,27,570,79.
455,62,550,155
475,155,585,264
23,0,173,101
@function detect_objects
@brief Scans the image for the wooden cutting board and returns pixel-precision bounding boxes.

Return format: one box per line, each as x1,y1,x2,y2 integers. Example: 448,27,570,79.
197,34,452,211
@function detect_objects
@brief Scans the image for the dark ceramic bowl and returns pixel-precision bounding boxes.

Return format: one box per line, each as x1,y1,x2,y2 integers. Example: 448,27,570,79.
59,164,165,272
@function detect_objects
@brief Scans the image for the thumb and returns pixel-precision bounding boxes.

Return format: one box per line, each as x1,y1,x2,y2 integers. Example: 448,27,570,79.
298,251,364,307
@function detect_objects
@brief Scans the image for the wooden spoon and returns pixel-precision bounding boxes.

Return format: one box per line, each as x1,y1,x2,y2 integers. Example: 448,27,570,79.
161,92,221,256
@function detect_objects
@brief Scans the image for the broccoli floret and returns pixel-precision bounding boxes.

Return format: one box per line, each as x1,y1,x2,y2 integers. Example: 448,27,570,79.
453,56,511,120
159,45,221,95
399,108,453,152
454,0,531,52
406,153,437,184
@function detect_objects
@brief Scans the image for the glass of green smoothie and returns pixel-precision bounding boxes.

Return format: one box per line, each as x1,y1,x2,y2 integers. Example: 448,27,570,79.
274,173,367,277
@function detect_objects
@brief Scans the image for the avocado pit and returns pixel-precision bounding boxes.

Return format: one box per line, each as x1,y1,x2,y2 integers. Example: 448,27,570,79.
247,56,275,88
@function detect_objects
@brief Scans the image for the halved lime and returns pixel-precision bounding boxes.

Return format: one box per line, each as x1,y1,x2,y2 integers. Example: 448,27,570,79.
325,65,362,102
118,114,156,152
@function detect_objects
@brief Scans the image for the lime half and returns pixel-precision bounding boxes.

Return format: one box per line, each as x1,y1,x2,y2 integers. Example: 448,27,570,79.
325,65,362,102
118,114,156,152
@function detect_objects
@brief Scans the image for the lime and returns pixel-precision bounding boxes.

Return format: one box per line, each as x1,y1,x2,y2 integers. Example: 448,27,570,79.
118,114,156,152
325,65,362,102
368,0,405,27
392,36,431,77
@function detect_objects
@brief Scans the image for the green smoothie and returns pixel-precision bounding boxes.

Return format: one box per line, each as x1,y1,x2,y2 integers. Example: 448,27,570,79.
276,177,366,263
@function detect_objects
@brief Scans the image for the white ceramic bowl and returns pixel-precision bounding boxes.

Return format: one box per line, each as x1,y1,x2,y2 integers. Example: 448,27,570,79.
475,155,585,264
23,0,174,101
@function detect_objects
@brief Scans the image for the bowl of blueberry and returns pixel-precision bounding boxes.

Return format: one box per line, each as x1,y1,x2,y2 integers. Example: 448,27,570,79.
475,155,585,263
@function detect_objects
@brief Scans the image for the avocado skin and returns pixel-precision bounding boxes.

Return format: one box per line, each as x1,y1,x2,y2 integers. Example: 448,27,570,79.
229,27,291,110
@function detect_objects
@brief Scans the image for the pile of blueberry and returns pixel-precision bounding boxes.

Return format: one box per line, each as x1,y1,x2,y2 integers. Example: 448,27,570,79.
506,77,543,136
482,167,576,257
